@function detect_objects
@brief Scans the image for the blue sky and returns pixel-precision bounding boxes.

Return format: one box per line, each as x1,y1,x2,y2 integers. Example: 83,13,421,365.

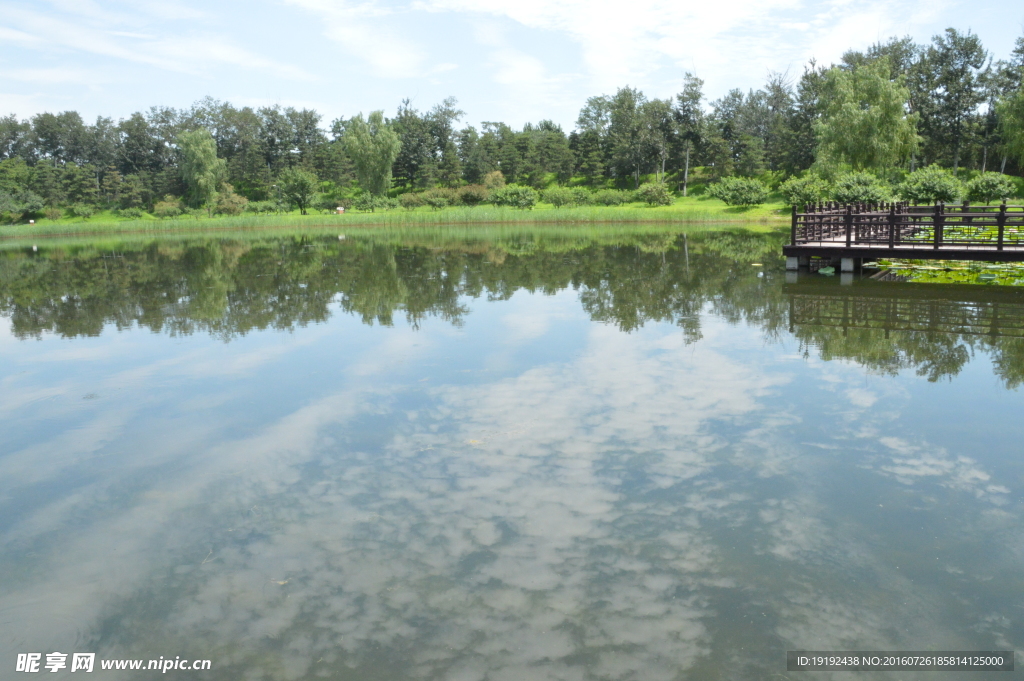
1,0,1022,131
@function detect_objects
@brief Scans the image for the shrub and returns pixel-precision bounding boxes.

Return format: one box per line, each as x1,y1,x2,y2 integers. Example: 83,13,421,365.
707,177,769,206
966,172,1016,203
779,175,830,208
185,207,206,219
492,184,539,209
44,207,63,221
482,170,506,190
570,187,592,205
68,203,95,219
399,192,425,210
352,194,376,212
457,185,490,207
153,195,183,218
422,188,456,209
315,195,342,214
244,200,277,215
117,207,144,219
215,189,248,216
635,182,674,206
353,194,398,212
543,186,576,208
899,165,963,204
831,172,891,204
0,190,44,222
592,189,630,206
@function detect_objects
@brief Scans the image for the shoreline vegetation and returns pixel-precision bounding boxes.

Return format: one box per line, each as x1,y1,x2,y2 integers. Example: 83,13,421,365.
0,222,783,255
0,198,789,240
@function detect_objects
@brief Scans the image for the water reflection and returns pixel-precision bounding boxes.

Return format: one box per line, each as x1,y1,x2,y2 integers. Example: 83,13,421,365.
1,231,1022,680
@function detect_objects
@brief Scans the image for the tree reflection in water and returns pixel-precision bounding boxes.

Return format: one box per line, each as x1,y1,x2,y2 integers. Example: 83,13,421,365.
3,230,1024,386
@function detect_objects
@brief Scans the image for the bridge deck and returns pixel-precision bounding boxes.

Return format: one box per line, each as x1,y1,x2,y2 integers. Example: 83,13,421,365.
784,202,1024,264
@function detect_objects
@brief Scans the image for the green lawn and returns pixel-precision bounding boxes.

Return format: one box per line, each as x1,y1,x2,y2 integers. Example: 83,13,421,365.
1,197,790,239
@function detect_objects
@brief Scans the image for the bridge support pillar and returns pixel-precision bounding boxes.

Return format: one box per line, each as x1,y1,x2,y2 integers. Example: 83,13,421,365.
840,272,854,286
786,256,809,271
841,257,860,273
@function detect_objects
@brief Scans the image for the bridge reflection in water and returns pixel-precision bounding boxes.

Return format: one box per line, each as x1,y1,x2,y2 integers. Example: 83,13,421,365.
784,276,1024,385
785,279,1024,339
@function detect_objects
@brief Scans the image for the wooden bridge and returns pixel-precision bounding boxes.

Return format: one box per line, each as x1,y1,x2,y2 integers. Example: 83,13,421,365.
784,202,1024,271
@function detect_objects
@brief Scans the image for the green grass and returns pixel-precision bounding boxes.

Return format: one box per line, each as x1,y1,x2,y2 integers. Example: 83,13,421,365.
0,219,784,253
2,197,789,240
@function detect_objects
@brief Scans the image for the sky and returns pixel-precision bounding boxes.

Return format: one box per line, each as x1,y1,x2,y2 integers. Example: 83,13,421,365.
1,0,1022,131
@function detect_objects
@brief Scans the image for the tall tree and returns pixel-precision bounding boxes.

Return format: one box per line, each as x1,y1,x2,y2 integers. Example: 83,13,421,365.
814,58,920,177
390,101,436,188
639,99,674,182
998,88,1024,170
607,87,647,187
429,97,464,187
919,28,989,172
177,128,226,208
673,73,704,194
343,111,401,196
779,61,830,173
277,167,319,214
0,115,33,162
32,111,86,166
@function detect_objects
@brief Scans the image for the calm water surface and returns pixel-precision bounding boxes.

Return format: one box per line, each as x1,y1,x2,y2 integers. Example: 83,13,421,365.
1,230,1023,680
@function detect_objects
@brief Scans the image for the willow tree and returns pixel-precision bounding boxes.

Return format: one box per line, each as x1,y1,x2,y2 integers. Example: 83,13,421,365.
343,111,401,196
814,58,920,179
177,128,226,208
998,87,1024,169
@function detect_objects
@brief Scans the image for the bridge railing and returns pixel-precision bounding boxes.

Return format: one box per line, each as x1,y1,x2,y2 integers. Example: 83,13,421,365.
791,202,1024,251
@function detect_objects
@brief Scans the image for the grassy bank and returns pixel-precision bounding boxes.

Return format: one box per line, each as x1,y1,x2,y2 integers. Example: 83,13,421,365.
0,219,785,254
1,197,789,240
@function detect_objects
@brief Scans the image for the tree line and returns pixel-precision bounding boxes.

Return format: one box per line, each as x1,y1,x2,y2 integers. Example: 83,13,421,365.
1,27,1023,221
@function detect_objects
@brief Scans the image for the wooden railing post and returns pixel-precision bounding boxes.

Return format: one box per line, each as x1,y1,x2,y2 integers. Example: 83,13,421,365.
845,204,853,247
791,204,798,245
997,201,1007,251
933,202,943,249
888,203,896,248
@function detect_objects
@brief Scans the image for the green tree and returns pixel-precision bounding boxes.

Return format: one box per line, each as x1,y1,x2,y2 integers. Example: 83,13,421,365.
814,59,919,177
999,88,1024,169
0,114,33,161
917,29,989,172
492,184,538,209
607,87,647,187
779,174,830,208
779,61,830,173
542,186,575,208
707,177,768,206
344,111,401,196
635,182,673,206
177,128,226,208
832,172,891,204
966,172,1016,202
674,73,704,195
63,162,99,205
899,164,964,203
277,167,319,214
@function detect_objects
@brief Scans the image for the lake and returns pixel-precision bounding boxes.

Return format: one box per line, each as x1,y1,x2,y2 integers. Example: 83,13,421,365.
1,228,1022,679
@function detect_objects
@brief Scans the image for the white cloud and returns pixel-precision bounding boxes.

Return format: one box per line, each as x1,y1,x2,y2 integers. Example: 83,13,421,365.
286,0,432,78
1,5,314,80
3,67,111,85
